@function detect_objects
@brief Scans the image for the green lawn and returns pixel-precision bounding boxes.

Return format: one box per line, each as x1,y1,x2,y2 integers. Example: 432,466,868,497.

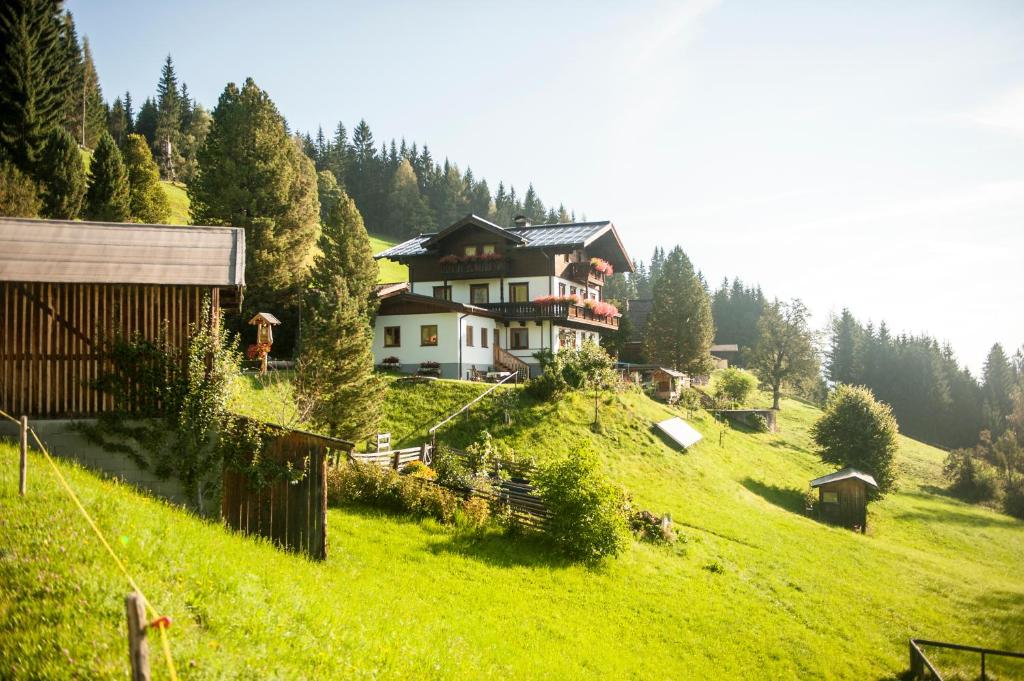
2,380,1022,679
160,181,190,225
370,234,407,283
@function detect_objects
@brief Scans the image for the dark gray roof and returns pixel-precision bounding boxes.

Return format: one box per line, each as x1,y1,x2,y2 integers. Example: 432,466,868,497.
0,217,245,286
810,467,879,489
375,219,613,259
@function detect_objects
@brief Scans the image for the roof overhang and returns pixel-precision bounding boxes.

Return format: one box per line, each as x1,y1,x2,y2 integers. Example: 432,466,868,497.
810,467,879,489
376,291,503,318
421,214,526,249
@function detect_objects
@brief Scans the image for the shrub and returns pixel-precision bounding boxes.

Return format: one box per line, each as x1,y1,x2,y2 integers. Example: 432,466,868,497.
1004,479,1024,520
811,385,899,496
327,461,461,523
532,444,630,560
944,448,1000,502
400,460,436,480
433,446,473,490
677,387,702,414
714,368,757,407
750,414,770,433
459,496,491,529
627,509,677,544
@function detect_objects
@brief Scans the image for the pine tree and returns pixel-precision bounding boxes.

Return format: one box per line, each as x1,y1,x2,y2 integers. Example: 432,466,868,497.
108,96,129,146
0,0,70,171
983,343,1016,436
38,127,85,218
123,91,134,133
522,183,545,222
190,78,319,351
154,55,182,180
79,38,106,148
122,133,170,223
643,246,715,375
84,132,129,221
135,97,157,145
295,189,382,441
827,308,862,385
58,11,83,142
386,158,433,236
750,299,820,410
0,158,41,217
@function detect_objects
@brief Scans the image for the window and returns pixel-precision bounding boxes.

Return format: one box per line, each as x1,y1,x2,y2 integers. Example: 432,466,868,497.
433,285,451,301
384,326,401,347
570,286,577,296
481,243,496,255
464,245,478,257
822,491,838,504
558,282,566,296
509,282,529,302
481,327,488,348
470,284,489,304
510,327,529,349
466,325,474,346
420,325,438,346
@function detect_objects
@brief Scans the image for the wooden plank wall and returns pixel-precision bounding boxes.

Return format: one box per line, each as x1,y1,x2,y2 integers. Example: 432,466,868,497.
221,429,331,560
0,281,216,418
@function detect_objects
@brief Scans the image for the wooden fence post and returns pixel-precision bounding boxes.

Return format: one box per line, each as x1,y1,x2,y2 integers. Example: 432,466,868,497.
392,450,401,471
19,416,28,497
125,592,150,681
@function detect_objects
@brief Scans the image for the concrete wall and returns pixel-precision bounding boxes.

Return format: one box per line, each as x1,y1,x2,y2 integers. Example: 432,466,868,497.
0,419,201,509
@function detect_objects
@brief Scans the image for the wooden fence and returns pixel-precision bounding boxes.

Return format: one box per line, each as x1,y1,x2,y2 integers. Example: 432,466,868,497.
349,444,431,470
446,447,549,530
222,421,353,560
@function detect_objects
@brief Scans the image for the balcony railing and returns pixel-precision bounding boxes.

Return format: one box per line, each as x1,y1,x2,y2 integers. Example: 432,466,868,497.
481,302,619,329
439,258,510,278
566,262,606,286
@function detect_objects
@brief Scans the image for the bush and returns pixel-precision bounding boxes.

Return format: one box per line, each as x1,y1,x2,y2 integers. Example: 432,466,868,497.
944,448,1000,502
627,509,677,544
532,444,630,561
327,461,461,524
526,341,618,400
432,446,473,490
400,460,436,480
677,387,702,414
714,368,757,407
459,496,491,529
811,385,899,496
751,414,770,433
1004,479,1024,520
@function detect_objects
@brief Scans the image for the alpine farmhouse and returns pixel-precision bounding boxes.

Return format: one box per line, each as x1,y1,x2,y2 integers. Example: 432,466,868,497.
372,214,633,379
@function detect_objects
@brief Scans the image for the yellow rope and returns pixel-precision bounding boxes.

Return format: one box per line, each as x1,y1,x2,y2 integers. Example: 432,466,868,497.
2,409,179,681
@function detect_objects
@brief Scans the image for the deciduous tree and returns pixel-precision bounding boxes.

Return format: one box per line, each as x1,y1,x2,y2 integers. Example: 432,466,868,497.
750,298,819,410
122,133,170,223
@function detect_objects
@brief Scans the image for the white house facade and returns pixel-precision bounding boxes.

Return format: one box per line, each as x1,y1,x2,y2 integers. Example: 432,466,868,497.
372,214,633,380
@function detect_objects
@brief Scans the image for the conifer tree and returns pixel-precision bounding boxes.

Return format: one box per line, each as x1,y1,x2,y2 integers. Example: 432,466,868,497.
191,78,319,349
0,157,41,217
295,189,381,441
38,127,85,219
84,132,130,221
827,308,862,385
108,96,130,146
983,343,1016,436
135,98,158,145
155,55,182,179
750,299,820,410
386,158,433,236
123,91,134,134
0,0,70,171
643,246,715,375
123,133,170,223
58,11,83,142
79,38,107,148
522,183,545,222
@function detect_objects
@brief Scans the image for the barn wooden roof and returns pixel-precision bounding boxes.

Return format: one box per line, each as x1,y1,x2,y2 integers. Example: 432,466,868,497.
810,467,879,489
0,217,245,287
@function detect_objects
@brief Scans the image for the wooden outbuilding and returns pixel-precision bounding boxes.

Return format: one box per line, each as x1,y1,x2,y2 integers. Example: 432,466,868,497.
0,217,245,418
810,467,878,533
618,364,689,403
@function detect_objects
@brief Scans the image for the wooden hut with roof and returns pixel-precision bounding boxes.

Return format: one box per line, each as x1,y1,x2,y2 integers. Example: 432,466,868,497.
810,467,879,532
0,217,245,418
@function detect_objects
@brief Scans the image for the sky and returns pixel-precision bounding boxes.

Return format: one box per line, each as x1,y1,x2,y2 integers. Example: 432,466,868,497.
70,0,1024,374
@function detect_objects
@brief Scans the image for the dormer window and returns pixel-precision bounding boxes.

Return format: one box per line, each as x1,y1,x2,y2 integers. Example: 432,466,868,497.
464,245,478,257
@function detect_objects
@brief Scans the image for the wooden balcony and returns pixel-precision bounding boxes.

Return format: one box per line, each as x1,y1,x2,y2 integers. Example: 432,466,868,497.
566,262,606,287
481,301,619,329
439,258,510,279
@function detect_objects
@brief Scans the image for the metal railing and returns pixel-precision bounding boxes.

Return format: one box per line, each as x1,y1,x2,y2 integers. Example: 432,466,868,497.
909,638,1024,680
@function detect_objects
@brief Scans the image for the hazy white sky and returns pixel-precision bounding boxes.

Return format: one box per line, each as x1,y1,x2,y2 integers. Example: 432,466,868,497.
71,1,1024,373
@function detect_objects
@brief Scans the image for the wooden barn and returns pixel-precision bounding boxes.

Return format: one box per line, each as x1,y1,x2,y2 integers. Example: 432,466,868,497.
810,467,878,532
0,217,245,418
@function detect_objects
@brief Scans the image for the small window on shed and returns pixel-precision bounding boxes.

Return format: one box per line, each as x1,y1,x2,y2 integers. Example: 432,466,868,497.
822,491,839,504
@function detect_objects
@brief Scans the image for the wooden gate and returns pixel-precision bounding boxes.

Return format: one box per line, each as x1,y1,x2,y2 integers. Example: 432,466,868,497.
221,423,353,560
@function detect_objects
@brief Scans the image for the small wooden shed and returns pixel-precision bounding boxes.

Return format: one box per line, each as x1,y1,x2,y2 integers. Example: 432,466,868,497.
0,217,245,418
810,467,878,533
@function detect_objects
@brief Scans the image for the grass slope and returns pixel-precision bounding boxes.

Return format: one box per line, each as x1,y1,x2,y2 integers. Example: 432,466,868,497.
2,381,1022,679
160,181,191,225
370,234,407,282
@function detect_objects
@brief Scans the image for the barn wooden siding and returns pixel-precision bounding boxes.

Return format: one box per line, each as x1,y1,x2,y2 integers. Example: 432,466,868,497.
222,424,352,560
0,281,219,418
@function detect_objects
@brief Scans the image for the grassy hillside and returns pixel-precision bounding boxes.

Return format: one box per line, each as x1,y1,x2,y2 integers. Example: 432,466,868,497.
160,181,190,225
3,380,1022,679
370,234,407,282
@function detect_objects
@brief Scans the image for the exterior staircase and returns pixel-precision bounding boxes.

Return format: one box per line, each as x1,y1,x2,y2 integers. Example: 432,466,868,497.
494,345,531,380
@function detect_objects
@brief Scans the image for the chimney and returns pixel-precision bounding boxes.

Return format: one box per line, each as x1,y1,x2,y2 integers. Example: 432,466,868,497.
513,215,530,228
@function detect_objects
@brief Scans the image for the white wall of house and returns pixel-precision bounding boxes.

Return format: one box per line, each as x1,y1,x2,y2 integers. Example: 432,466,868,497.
374,311,498,378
